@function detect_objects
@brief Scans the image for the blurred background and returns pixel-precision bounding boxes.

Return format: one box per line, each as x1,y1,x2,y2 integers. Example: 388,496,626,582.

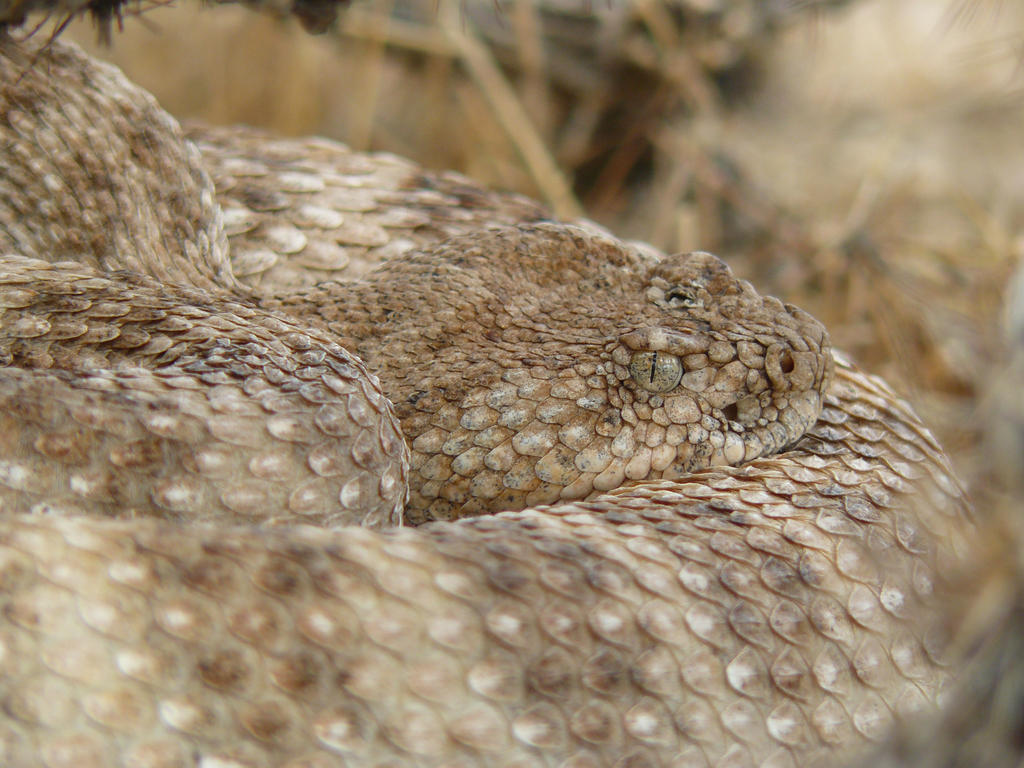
58,0,1024,507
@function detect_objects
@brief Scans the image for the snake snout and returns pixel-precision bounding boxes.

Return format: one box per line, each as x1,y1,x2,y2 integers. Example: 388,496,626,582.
765,344,822,393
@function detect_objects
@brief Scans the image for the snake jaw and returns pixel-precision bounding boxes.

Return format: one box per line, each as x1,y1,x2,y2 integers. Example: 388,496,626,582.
604,248,834,482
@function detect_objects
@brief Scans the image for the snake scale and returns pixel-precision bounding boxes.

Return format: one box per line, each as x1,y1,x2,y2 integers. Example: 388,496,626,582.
0,29,978,768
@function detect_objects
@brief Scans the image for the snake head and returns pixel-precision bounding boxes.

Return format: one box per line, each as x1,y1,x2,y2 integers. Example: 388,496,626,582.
605,250,833,481
347,224,832,520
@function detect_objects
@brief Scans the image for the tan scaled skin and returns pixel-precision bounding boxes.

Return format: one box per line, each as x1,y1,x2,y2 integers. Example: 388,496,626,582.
0,35,979,768
0,258,408,528
272,225,831,522
841,252,1024,768
0,37,831,526
0,357,975,768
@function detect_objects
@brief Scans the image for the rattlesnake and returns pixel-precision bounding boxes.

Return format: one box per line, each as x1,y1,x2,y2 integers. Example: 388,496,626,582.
0,31,978,768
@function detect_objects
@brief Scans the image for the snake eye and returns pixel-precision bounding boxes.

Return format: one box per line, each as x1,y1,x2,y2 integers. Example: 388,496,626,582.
629,351,683,392
665,286,699,308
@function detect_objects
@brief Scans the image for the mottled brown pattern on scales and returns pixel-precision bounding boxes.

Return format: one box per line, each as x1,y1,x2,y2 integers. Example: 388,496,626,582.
0,361,974,768
0,36,978,768
269,226,830,521
187,125,553,290
0,260,407,527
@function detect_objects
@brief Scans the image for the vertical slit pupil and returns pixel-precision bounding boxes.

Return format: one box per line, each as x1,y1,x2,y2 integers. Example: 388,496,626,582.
650,352,657,383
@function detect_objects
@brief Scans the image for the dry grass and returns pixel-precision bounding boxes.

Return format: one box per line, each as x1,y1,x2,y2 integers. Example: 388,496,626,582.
55,0,1024,501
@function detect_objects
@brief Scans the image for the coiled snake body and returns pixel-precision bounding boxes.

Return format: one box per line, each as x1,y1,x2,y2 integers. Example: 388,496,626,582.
0,37,976,768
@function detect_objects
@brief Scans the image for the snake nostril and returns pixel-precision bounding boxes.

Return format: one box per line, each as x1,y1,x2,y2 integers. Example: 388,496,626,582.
780,351,795,375
722,403,739,422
